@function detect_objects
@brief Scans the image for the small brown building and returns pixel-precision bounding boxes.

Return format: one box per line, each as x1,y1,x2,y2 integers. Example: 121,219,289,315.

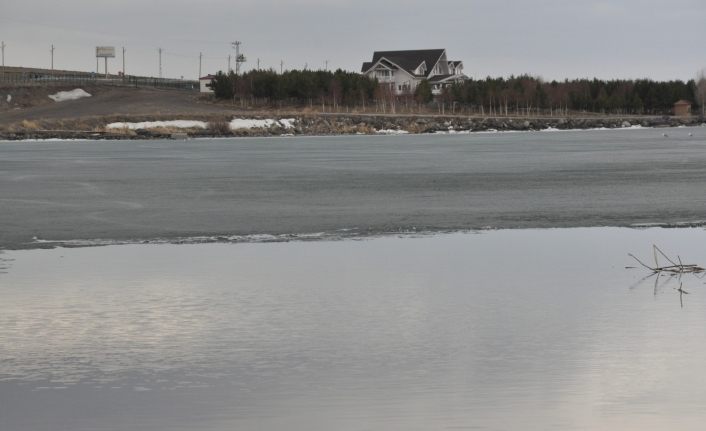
674,100,692,117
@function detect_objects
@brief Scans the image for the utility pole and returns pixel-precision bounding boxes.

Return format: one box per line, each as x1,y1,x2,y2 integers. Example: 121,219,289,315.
50,44,55,70
198,52,202,79
325,60,328,71
257,58,260,70
228,55,231,73
122,46,126,77
280,60,284,74
158,47,162,78
1,41,5,80
232,41,244,75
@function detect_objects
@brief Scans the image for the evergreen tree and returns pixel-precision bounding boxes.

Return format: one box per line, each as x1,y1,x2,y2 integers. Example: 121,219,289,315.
415,80,433,104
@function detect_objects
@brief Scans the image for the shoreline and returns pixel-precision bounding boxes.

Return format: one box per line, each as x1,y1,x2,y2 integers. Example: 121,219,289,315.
7,220,706,252
1,113,703,140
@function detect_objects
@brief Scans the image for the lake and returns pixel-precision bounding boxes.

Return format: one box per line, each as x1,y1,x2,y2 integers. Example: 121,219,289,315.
2,128,706,430
2,228,706,430
1,127,706,249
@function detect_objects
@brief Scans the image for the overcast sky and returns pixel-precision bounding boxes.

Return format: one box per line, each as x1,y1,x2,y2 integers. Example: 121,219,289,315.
1,0,705,81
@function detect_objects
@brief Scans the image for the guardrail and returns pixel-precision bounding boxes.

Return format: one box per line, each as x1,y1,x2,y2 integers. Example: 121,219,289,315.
0,68,198,90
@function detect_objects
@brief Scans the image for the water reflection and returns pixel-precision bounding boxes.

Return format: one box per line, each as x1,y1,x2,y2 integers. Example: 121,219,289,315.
3,228,706,431
0,251,12,274
633,273,685,307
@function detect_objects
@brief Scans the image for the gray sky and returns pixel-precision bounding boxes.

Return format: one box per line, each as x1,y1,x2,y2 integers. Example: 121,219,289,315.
1,0,705,81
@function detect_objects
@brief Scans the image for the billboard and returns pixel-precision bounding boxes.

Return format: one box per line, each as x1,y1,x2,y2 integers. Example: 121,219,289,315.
96,46,116,58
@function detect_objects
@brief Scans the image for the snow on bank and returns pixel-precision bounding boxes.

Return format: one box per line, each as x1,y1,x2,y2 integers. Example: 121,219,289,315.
279,118,296,129
48,89,91,102
376,129,409,135
229,118,296,130
6,94,11,103
105,118,297,131
434,130,471,135
106,120,208,130
540,124,645,132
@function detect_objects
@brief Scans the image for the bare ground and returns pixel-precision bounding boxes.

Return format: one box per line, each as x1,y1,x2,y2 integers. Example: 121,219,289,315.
0,85,233,126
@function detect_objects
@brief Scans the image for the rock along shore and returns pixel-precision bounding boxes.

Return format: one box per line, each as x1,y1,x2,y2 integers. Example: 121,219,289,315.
1,114,703,140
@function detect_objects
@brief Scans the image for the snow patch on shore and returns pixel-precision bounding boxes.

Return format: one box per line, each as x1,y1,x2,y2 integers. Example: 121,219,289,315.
48,89,91,102
6,94,11,103
279,118,296,129
539,125,645,132
434,130,471,135
376,129,409,135
229,118,296,130
106,120,208,130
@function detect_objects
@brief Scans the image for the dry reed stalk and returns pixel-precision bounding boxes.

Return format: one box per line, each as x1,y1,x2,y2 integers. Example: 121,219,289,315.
628,245,705,274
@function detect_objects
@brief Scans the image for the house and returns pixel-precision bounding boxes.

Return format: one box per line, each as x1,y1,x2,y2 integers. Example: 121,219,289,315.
199,75,217,93
361,49,468,96
673,99,692,117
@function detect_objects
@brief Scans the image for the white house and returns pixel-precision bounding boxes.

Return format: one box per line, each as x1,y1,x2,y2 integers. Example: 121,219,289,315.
361,49,468,96
199,75,216,93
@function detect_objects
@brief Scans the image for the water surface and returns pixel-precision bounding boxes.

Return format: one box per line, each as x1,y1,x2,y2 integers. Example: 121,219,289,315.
2,227,706,430
2,127,706,249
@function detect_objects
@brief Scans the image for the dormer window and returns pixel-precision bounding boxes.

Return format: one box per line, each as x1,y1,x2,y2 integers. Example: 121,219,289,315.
414,62,427,76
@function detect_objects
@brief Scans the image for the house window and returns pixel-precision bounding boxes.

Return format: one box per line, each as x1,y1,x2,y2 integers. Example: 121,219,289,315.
376,70,392,80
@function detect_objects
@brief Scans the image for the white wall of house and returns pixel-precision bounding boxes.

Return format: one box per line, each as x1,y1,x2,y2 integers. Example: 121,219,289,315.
199,79,214,93
365,65,420,95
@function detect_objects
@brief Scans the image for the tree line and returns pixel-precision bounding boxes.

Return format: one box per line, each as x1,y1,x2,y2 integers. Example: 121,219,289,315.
209,69,377,109
438,76,700,116
209,69,704,116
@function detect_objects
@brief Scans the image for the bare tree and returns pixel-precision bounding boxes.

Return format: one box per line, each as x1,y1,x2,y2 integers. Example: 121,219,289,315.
697,69,706,117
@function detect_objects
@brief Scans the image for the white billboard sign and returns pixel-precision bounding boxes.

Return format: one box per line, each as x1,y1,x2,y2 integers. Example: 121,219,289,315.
96,46,116,58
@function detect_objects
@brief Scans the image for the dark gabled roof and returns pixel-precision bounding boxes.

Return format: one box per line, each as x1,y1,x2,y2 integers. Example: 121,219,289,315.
429,74,469,84
366,49,445,77
362,59,400,73
674,99,692,105
378,59,398,70
429,74,454,83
